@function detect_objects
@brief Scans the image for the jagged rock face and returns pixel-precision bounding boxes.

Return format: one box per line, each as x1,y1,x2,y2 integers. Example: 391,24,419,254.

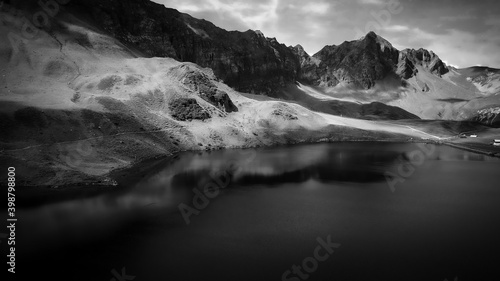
303,32,400,89
176,65,238,113
396,52,418,79
290,45,322,85
292,45,310,66
168,98,210,121
399,49,449,77
294,32,450,91
68,0,300,95
201,90,238,113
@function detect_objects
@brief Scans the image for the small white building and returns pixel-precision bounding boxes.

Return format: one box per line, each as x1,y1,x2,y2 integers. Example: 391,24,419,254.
470,135,478,138
494,139,500,146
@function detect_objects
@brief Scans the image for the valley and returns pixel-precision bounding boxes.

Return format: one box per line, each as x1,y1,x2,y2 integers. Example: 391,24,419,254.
0,0,499,187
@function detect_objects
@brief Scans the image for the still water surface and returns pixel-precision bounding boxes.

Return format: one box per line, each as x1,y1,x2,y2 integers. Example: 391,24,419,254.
19,142,500,281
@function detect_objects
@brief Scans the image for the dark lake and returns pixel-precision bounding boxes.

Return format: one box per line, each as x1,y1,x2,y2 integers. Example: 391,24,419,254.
17,142,500,281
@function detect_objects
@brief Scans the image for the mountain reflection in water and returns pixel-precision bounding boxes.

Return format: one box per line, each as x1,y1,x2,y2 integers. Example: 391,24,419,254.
17,142,500,281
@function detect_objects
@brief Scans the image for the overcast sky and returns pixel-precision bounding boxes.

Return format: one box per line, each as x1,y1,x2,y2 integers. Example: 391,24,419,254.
153,0,500,68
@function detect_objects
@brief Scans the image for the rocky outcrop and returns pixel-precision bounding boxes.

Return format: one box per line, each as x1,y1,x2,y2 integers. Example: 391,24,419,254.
396,52,418,79
295,32,449,90
67,0,300,95
422,83,430,92
300,32,400,89
175,65,238,113
200,90,238,114
399,48,449,78
168,98,210,121
290,45,321,85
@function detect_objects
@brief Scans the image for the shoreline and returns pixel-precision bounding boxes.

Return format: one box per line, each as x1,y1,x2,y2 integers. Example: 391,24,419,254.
443,142,500,158
12,137,500,207
12,137,438,190
9,130,500,193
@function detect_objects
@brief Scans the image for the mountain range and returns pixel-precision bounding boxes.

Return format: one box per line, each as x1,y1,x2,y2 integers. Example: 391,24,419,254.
56,0,499,122
1,0,499,186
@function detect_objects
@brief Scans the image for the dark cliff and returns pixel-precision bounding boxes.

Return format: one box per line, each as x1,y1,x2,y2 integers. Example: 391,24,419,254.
67,0,300,95
398,48,449,78
306,31,400,89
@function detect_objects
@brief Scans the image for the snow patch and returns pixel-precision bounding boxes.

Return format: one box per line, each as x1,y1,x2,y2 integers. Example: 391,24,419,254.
186,23,210,39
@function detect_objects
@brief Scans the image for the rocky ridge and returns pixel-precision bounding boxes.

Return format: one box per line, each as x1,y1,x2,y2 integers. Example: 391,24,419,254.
296,32,449,89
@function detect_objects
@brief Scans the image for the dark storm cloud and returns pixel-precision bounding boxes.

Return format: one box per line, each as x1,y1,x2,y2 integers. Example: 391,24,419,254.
154,0,500,68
